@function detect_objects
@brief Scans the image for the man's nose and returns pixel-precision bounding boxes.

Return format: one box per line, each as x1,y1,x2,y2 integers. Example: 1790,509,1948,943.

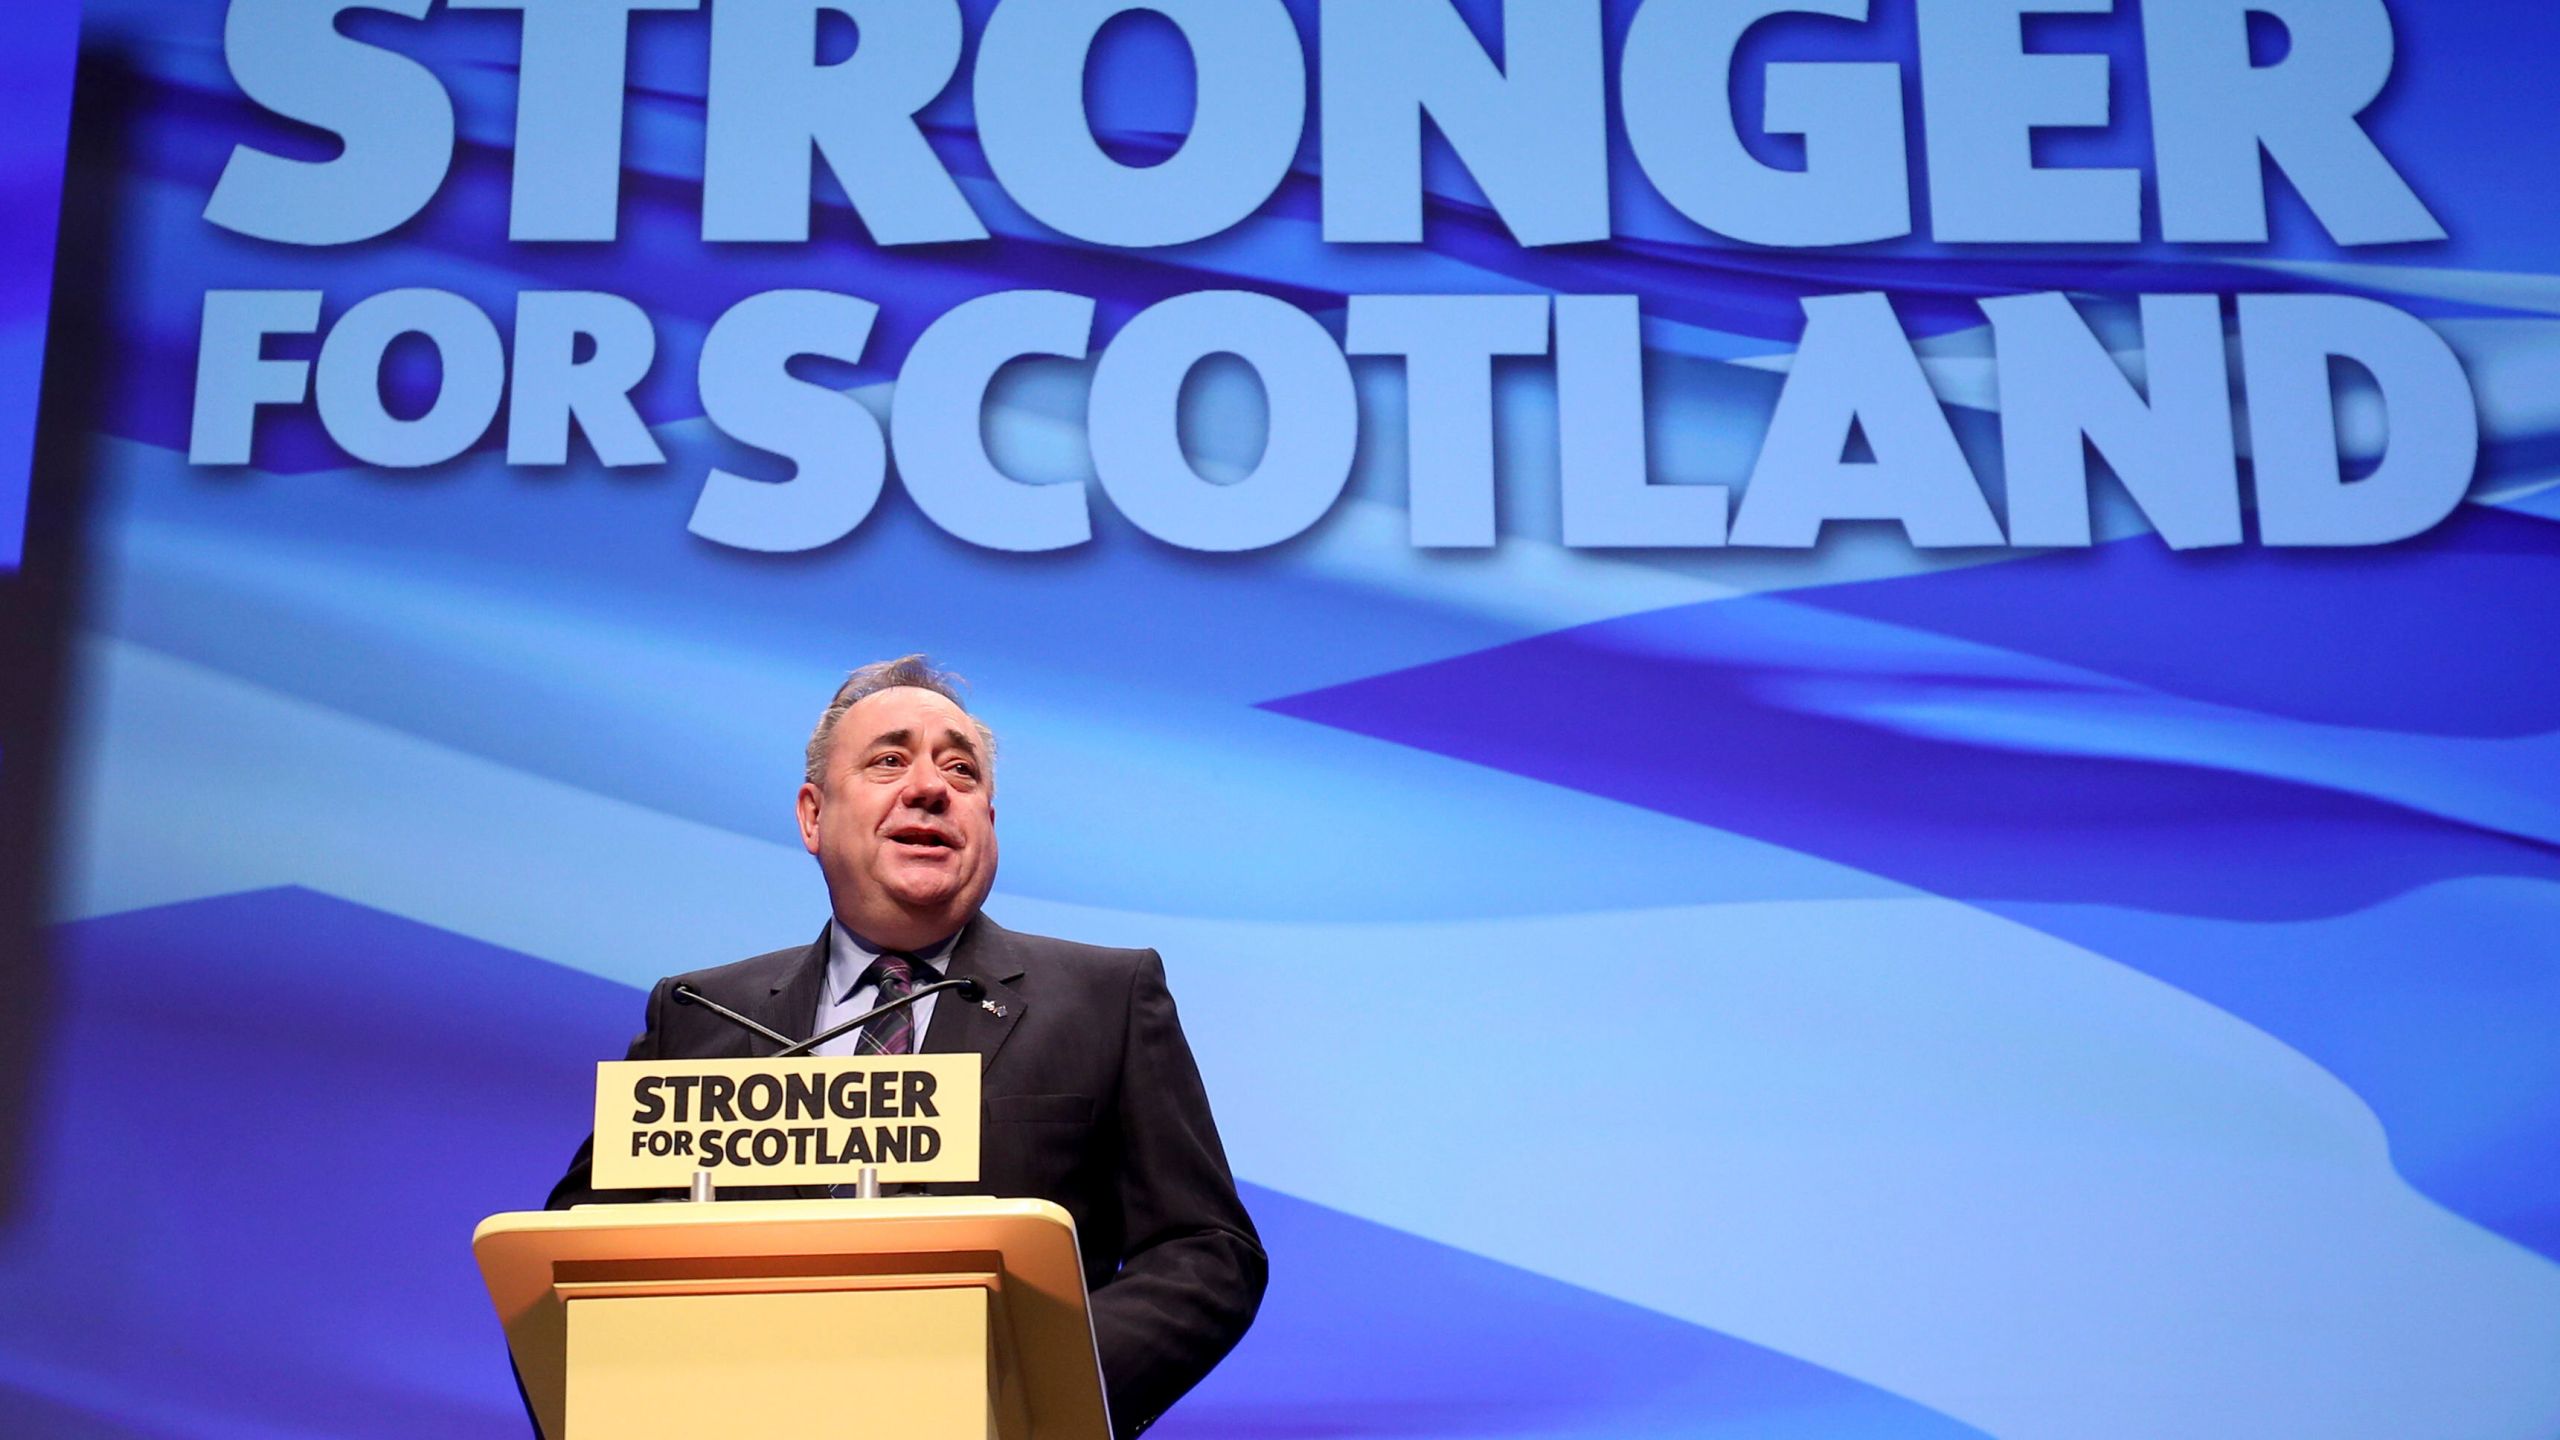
900,763,949,809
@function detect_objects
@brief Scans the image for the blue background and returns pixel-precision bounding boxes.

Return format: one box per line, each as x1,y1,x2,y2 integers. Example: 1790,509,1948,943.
8,3,2560,1437
0,0,80,571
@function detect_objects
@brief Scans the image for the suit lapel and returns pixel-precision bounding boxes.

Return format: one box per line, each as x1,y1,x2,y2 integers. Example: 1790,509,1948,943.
922,913,1029,1077
752,926,833,1057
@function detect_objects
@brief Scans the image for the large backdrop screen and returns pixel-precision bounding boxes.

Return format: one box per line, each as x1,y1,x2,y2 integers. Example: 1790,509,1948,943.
11,2,2560,1438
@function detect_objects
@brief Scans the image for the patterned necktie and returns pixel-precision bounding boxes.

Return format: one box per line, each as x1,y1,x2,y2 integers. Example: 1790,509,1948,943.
854,953,921,1055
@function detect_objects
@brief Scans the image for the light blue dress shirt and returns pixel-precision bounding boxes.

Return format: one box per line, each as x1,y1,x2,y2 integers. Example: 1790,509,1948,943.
810,922,958,1055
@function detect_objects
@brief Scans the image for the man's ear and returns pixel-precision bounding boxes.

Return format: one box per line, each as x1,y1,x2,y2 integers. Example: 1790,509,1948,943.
795,781,823,855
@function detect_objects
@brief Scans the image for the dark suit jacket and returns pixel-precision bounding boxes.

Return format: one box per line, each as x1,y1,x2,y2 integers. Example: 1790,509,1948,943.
546,914,1266,1438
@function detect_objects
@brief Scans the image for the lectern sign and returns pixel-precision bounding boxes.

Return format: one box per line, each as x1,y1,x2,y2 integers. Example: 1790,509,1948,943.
592,1056,982,1189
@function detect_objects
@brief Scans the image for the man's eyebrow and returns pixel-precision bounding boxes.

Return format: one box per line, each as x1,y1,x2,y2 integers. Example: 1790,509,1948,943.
861,727,915,752
937,727,983,758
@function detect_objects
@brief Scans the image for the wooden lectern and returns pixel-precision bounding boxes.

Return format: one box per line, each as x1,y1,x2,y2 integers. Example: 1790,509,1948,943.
476,1197,1112,1440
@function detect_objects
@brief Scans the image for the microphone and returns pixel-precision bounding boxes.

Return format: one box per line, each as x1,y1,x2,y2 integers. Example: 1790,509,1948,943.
669,985,797,1049
671,975,986,1059
775,976,984,1059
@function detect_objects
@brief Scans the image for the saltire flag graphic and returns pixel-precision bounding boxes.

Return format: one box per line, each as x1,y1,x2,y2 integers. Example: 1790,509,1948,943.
11,3,2560,1437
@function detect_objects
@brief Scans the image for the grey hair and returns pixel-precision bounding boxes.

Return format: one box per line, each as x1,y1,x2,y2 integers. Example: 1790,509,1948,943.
804,655,996,789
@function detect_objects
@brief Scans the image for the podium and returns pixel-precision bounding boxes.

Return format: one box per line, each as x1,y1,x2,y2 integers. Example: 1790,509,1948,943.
475,1196,1112,1440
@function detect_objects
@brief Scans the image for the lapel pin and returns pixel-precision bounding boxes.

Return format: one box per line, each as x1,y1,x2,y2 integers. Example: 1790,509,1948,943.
982,998,1008,1018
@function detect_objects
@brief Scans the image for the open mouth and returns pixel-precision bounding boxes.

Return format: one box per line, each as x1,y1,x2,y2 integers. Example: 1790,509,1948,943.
889,828,956,850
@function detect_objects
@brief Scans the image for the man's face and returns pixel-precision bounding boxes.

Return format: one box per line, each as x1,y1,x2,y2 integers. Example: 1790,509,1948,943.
796,686,998,949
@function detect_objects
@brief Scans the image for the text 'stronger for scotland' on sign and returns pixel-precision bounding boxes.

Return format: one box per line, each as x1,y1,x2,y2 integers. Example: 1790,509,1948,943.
591,1056,982,1190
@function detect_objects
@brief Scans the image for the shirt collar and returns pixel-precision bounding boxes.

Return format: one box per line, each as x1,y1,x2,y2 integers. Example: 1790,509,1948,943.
826,920,958,1002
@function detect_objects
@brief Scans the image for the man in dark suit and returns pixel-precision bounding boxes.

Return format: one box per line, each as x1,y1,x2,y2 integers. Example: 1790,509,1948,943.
547,657,1264,1438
